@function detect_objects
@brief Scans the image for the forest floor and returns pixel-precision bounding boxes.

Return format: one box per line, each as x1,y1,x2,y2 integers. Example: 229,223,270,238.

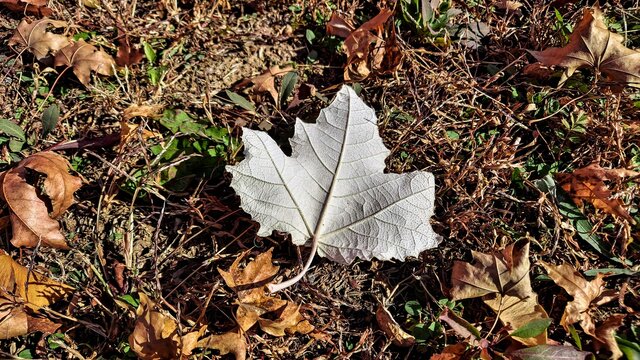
0,0,639,359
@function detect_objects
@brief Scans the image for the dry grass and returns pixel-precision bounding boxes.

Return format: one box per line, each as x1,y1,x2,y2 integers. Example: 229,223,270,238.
0,0,638,358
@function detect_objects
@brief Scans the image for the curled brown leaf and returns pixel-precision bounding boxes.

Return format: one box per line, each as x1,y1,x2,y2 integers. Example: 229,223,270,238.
0,151,82,249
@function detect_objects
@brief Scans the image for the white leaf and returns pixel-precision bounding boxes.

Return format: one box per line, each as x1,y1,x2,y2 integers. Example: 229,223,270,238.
227,85,439,272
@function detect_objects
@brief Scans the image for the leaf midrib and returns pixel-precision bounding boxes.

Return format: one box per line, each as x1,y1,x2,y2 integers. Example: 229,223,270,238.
313,97,352,241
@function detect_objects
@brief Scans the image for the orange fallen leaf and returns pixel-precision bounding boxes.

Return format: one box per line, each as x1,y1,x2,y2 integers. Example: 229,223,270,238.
342,8,402,81
556,162,638,224
0,151,83,249
198,330,247,360
8,18,70,60
529,6,640,88
540,261,617,337
0,249,71,339
54,39,116,86
218,249,313,336
129,293,205,360
236,65,294,104
450,240,549,346
376,304,415,347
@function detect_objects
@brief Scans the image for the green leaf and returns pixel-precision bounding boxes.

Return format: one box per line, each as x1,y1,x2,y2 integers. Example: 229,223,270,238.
583,268,637,277
446,130,460,140
616,336,640,360
404,300,422,317
225,90,256,112
41,104,60,137
568,324,582,350
17,349,35,359
279,71,298,108
510,318,552,339
0,118,26,141
305,29,316,44
8,139,24,152
143,42,157,63
119,294,140,308
47,333,66,350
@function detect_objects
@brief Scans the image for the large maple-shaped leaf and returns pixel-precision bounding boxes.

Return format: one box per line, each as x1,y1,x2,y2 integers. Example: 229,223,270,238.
450,240,549,346
529,6,640,87
227,86,439,290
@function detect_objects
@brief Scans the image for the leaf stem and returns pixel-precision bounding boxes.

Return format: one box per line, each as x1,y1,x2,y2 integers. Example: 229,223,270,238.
268,237,318,293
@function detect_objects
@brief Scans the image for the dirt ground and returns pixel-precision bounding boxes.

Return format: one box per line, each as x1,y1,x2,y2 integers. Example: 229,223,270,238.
0,0,639,359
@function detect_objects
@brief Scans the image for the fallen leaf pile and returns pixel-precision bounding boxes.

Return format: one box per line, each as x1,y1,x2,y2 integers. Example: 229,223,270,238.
529,5,640,88
449,240,549,346
556,162,638,224
129,293,205,360
0,250,72,339
0,151,83,249
541,262,625,359
218,249,314,336
327,8,403,81
9,18,116,86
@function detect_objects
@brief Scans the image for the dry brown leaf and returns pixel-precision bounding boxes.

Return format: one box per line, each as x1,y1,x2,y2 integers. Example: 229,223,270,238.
115,42,144,67
0,292,29,339
120,120,162,146
430,343,468,360
0,250,70,339
376,304,415,347
129,293,205,360
0,250,72,307
0,0,52,16
540,262,617,337
236,65,294,104
529,6,640,88
326,12,355,38
342,8,402,81
54,39,116,86
198,330,247,360
258,302,315,336
450,240,548,346
439,307,483,347
593,314,625,360
556,162,639,224
218,249,313,335
8,18,70,60
1,151,82,249
494,0,523,12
